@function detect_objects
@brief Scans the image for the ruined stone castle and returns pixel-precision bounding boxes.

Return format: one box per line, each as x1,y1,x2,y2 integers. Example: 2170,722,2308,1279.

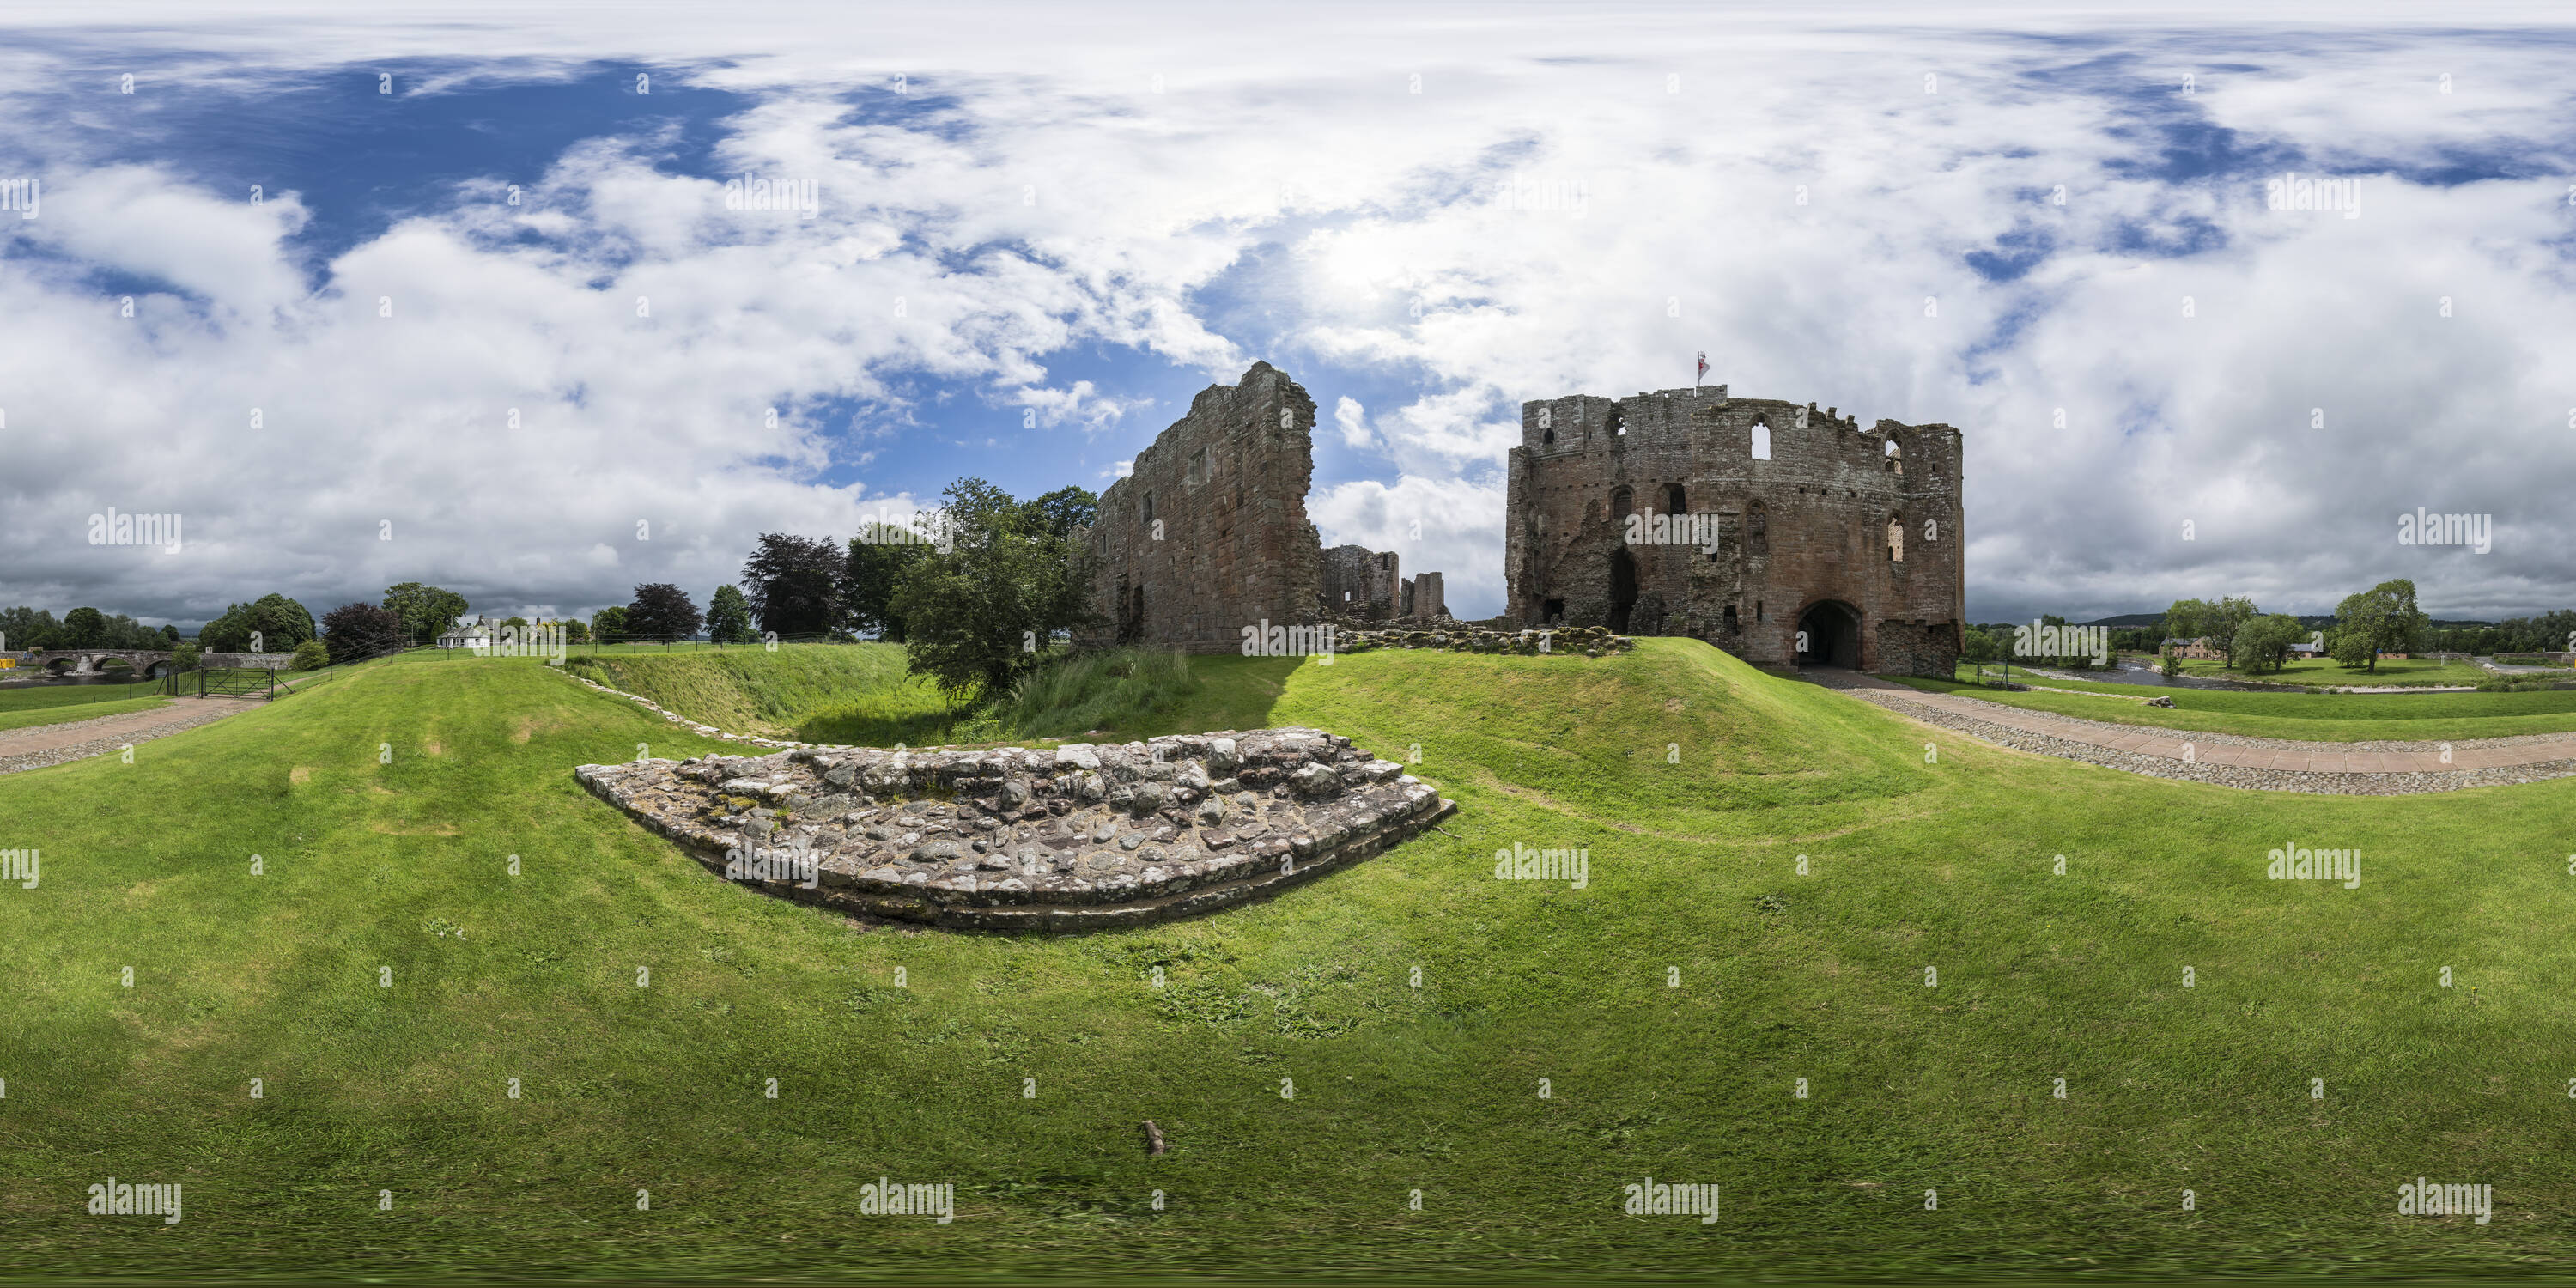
1084,361,1446,651
1086,362,1963,677
1506,384,1963,676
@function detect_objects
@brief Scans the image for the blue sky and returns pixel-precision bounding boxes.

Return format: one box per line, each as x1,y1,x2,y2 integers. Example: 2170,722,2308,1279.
3,3,2574,630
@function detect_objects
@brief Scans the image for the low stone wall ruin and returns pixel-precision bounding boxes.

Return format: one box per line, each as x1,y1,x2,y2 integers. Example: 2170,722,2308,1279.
575,728,1455,932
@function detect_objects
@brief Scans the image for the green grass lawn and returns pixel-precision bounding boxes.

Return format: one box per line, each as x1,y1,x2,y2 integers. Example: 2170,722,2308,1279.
563,642,955,744
1898,672,2576,743
4,641,2570,1280
0,683,174,733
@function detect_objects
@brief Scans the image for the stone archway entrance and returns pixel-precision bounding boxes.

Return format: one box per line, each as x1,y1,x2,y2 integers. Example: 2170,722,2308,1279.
1795,599,1862,669
1607,549,1638,634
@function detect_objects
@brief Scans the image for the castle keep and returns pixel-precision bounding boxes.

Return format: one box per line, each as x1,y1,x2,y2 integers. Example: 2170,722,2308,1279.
1504,383,1963,677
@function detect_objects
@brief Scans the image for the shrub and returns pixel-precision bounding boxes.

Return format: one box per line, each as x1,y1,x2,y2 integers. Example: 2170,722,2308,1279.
289,640,330,671
170,642,201,674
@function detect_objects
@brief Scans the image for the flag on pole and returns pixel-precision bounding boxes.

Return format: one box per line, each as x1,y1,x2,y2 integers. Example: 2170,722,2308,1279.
1695,352,1708,386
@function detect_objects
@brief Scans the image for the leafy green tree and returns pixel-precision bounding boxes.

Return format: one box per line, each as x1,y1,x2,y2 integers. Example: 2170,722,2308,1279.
563,617,590,644
2232,613,2305,673
740,533,842,636
2161,598,2208,647
1019,485,1099,542
706,585,756,644
844,525,929,642
383,583,471,644
591,605,629,641
320,602,405,663
626,584,702,642
63,606,106,646
501,616,530,631
0,606,61,651
161,623,181,645
890,477,1101,705
2202,596,2257,670
169,641,201,674
2333,578,2427,673
289,639,331,671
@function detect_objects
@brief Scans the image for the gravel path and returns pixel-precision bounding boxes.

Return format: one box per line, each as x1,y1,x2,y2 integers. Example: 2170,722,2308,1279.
0,697,264,775
1805,671,2576,795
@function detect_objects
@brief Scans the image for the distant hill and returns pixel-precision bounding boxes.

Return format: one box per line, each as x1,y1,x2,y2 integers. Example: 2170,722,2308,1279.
2078,613,2494,629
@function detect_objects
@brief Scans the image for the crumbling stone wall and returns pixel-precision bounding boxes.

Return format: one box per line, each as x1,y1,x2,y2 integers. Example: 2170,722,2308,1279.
1504,381,1963,677
1321,545,1401,619
1400,572,1445,619
1084,361,1324,653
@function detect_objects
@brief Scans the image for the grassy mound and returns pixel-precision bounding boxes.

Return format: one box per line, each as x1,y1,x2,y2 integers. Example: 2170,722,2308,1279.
5,641,2572,1279
563,643,951,744
1895,671,2576,742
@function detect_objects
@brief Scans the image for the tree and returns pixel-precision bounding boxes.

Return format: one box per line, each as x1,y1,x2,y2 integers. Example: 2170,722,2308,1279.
626,584,702,642
706,585,756,644
889,477,1101,705
204,594,317,653
383,582,471,644
289,639,331,671
169,641,201,674
844,525,930,642
563,617,591,644
2202,596,2257,671
1019,486,1099,542
592,605,629,641
2232,613,2305,673
2328,626,2375,670
501,615,530,631
2161,598,2208,648
161,623,181,645
320,602,405,663
63,607,106,647
2334,578,2427,673
740,533,842,636
0,606,61,651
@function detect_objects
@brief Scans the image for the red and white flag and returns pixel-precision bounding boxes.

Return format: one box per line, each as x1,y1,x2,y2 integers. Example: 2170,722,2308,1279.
1695,352,1708,385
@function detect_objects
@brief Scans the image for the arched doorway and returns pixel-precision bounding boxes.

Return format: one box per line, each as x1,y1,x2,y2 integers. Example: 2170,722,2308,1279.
1795,600,1862,669
1607,550,1639,633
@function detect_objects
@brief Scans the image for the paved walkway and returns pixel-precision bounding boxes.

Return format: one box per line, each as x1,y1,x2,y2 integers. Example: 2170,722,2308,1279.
0,696,264,774
1805,671,2576,794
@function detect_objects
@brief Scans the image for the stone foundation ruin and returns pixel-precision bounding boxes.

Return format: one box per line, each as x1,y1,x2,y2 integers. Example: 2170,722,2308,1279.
576,728,1455,932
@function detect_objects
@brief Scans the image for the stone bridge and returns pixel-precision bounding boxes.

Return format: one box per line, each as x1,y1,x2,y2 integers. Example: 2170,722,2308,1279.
12,650,302,678
19,649,177,677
